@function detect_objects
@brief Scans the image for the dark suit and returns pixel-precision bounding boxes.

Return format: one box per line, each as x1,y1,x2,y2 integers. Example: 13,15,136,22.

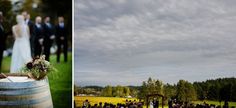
0,24,6,72
43,23,55,61
55,24,68,62
34,24,44,57
153,100,159,108
27,20,35,57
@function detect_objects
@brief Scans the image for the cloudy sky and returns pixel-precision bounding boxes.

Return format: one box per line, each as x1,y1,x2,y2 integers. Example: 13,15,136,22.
75,0,236,86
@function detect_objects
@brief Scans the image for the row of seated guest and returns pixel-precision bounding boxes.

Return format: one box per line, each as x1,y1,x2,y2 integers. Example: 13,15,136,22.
81,99,144,108
168,99,234,108
78,99,235,108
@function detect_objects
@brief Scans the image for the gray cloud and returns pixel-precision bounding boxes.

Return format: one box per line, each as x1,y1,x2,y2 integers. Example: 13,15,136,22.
75,0,236,86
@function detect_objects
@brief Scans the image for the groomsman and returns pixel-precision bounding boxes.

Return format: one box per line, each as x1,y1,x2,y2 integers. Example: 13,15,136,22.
43,16,55,61
55,16,68,63
0,12,6,72
34,16,44,57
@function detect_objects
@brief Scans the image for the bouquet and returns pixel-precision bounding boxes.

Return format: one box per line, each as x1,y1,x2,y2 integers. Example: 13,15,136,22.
21,55,56,80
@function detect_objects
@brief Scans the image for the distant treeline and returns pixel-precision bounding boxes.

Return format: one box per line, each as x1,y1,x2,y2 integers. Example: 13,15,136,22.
74,85,139,98
75,77,236,102
193,77,236,102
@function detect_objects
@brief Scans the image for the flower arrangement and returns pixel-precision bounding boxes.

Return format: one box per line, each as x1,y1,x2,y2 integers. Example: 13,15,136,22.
21,55,56,80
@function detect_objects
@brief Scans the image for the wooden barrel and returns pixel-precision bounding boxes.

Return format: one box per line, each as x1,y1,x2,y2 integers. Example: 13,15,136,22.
0,74,53,108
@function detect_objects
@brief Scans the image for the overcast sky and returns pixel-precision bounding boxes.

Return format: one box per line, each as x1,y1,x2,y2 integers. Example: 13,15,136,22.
75,0,236,86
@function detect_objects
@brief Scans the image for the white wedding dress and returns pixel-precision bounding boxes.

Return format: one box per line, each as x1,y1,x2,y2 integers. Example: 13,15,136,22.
10,15,32,73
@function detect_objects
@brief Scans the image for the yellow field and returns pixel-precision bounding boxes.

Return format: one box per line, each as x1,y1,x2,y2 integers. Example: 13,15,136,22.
75,96,236,108
74,96,138,107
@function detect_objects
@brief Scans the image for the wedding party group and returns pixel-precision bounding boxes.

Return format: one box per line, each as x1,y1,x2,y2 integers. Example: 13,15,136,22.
0,11,68,73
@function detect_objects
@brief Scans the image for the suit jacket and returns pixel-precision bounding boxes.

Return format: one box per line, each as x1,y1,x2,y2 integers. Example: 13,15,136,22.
27,20,35,37
55,24,68,43
34,24,44,44
43,23,55,46
0,24,6,51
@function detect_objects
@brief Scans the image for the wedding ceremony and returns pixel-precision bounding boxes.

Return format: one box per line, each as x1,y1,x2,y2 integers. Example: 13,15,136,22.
74,0,236,108
0,0,72,108
1,0,236,108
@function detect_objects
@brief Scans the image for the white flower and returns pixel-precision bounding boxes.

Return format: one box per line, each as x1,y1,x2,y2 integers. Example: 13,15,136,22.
40,55,46,60
44,61,50,66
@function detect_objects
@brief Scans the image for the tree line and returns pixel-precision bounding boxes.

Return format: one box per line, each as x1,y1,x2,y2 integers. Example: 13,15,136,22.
75,77,236,102
193,77,236,102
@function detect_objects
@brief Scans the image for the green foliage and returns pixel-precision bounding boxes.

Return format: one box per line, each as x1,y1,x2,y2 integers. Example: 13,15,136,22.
176,80,197,102
138,77,164,100
124,86,131,96
129,87,139,98
101,85,113,97
76,85,134,97
193,83,206,100
0,0,12,14
101,85,131,97
164,83,177,100
193,77,236,102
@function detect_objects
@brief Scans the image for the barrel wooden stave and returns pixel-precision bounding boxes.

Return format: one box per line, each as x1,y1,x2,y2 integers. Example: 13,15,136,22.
0,78,53,108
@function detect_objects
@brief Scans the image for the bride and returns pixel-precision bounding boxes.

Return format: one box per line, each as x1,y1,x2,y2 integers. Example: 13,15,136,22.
10,15,32,73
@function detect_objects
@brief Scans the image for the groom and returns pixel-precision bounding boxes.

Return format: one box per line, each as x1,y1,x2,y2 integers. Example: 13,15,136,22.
0,12,6,72
22,11,35,57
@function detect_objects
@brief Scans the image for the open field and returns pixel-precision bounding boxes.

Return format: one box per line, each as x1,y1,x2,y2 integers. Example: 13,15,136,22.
75,96,236,108
75,96,138,107
1,53,72,108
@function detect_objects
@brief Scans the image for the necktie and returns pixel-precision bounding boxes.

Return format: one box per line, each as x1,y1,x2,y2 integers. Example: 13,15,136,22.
47,23,51,28
37,24,41,28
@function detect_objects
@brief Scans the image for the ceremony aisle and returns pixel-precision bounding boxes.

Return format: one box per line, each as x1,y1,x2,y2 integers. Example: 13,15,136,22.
1,53,72,108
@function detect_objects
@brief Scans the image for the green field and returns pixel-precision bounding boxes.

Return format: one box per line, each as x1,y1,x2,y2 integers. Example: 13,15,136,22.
1,53,72,108
75,96,236,108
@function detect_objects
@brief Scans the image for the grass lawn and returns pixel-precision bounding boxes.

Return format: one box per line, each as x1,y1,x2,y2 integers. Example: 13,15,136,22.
1,53,72,108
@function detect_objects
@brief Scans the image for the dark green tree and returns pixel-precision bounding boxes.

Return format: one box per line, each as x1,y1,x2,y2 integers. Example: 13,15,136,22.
113,85,124,97
124,86,130,96
138,77,164,100
176,80,197,102
101,85,113,97
164,83,176,100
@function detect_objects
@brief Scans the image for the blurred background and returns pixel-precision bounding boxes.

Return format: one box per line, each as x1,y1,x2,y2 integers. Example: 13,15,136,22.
0,0,72,56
